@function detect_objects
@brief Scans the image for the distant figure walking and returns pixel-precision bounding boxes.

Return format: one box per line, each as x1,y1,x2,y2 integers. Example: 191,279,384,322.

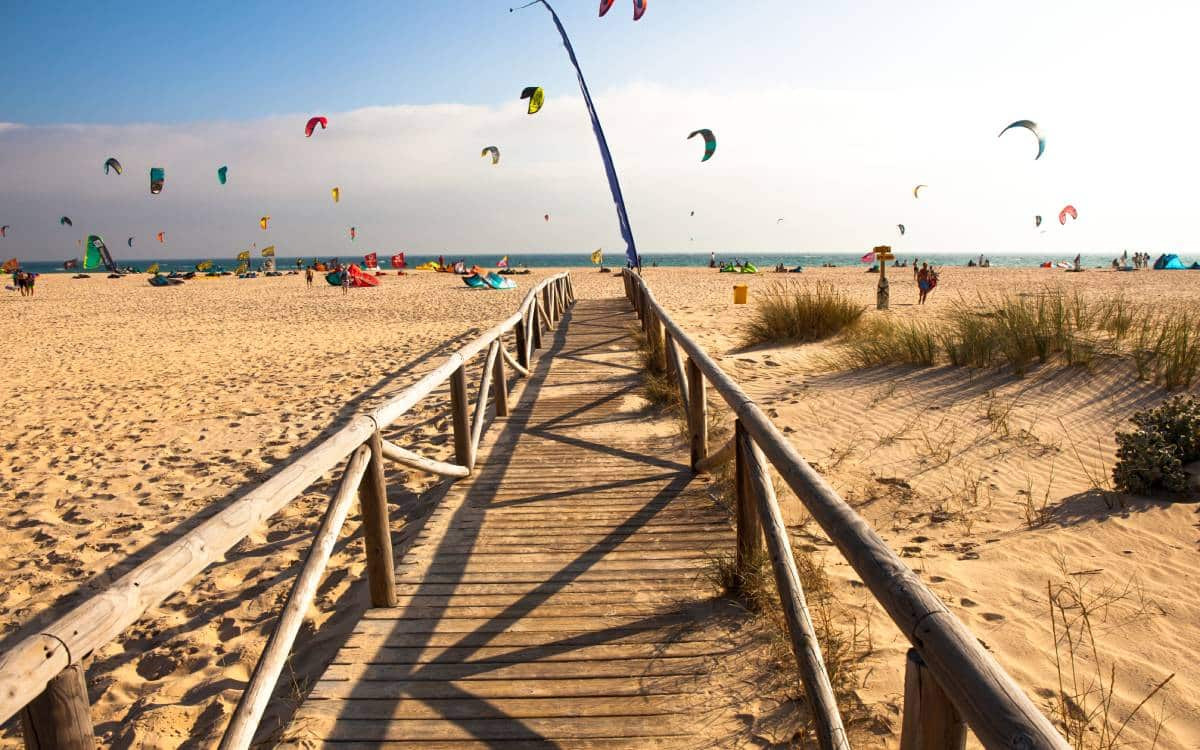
341,269,350,295
305,267,314,287
913,258,920,280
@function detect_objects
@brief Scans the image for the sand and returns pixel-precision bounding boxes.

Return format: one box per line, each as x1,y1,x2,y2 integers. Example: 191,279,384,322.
0,265,1196,747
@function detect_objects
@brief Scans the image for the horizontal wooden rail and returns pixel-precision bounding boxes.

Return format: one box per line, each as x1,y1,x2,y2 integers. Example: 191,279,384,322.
379,439,470,478
0,273,574,736
622,271,1068,750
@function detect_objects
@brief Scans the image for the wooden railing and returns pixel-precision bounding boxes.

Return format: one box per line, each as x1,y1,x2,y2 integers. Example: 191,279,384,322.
0,273,576,750
623,271,1070,750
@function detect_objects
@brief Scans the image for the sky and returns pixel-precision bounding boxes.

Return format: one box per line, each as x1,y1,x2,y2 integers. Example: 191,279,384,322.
3,0,1199,261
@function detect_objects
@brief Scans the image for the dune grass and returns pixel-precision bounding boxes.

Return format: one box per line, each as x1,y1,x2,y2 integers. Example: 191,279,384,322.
837,288,1200,388
743,282,866,347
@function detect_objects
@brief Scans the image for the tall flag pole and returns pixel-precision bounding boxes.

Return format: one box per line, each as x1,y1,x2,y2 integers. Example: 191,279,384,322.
512,1,641,269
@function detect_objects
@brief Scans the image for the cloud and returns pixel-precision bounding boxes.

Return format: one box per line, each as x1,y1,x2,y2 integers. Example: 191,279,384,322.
2,82,1198,261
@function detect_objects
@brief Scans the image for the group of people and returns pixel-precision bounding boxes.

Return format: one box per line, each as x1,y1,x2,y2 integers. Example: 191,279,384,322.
1121,251,1151,270
8,269,36,295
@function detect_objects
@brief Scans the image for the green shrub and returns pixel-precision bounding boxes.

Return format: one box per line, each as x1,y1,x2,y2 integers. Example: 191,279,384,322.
743,282,865,346
1112,396,1200,495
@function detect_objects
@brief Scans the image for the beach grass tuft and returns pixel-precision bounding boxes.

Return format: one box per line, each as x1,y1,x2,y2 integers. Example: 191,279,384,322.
743,281,865,347
840,317,938,368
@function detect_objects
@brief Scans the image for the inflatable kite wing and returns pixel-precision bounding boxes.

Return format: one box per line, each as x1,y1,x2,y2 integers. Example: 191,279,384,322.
998,120,1045,160
913,184,927,198
305,116,328,137
481,146,500,165
150,167,165,194
898,224,906,236
60,216,73,227
688,129,716,162
217,166,228,185
259,216,270,230
1058,205,1077,225
520,86,545,115
104,158,123,175
331,187,340,203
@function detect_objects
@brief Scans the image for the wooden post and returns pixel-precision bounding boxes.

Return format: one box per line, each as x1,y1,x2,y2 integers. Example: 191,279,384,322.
515,315,529,370
531,304,543,350
358,430,396,608
733,420,762,582
19,663,93,750
901,649,967,750
449,366,471,468
493,340,510,417
687,358,707,470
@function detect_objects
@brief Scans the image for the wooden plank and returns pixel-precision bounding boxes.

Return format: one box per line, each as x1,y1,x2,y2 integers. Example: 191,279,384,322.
335,641,734,662
291,715,696,742
320,657,714,682
686,357,707,470
352,615,694,634
308,676,701,701
379,439,469,479
294,694,703,721
449,366,473,469
493,338,510,416
336,629,724,650
900,648,968,750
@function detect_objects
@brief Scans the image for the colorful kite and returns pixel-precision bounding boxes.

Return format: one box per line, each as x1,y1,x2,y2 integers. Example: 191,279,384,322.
481,146,500,165
998,120,1045,160
150,167,165,194
688,129,717,162
305,116,328,137
259,216,270,230
913,184,927,198
217,166,228,184
331,187,340,203
104,158,123,176
521,86,545,115
1058,205,1077,225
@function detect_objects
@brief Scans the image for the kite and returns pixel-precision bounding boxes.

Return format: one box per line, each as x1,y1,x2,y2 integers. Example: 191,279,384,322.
196,260,213,272
128,237,134,247
591,248,603,264
145,262,159,274
350,226,357,240
63,259,79,270
104,158,123,176
1035,215,1042,228
1058,205,1077,225
84,235,116,272
157,232,165,243
261,246,275,257
688,129,716,162
259,216,270,230
390,253,405,269
777,218,784,223
689,211,694,217
305,116,328,137
913,184,927,198
217,166,228,185
898,224,906,236
599,0,646,19
521,86,545,115
0,225,7,237
331,187,340,203
481,146,500,165
237,250,251,262
60,216,73,227
998,120,1045,160
544,213,550,222
150,167,165,195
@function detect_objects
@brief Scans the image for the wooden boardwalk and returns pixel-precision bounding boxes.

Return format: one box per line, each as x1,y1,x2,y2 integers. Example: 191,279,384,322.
283,298,739,748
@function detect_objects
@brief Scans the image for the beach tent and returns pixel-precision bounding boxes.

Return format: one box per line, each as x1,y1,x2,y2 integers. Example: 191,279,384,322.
1153,253,1187,270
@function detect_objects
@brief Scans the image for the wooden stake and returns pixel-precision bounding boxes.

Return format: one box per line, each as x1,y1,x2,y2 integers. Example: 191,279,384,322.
493,339,510,416
359,430,396,608
19,663,93,750
733,420,762,582
686,358,707,470
515,314,529,370
901,648,967,750
450,366,471,469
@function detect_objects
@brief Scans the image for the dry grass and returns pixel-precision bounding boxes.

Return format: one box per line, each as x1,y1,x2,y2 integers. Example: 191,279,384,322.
1047,561,1173,750
743,281,866,347
837,289,1200,388
630,324,682,411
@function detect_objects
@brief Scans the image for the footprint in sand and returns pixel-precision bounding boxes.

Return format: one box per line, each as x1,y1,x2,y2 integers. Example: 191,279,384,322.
960,597,977,607
981,612,1005,622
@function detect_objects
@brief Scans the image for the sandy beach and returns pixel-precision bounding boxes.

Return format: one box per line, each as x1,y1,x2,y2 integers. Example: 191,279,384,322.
1,265,1197,747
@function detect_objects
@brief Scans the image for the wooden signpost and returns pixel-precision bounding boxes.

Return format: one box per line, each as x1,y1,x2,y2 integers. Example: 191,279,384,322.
874,245,894,309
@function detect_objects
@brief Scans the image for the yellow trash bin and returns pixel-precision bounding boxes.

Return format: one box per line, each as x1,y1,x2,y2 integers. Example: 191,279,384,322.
733,284,749,304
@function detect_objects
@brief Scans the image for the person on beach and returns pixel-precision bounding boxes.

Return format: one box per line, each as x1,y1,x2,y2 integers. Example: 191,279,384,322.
913,259,920,279
709,251,716,268
341,269,350,295
917,263,932,304
305,266,314,287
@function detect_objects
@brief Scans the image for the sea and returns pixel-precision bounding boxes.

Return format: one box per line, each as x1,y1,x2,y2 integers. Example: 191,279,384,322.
12,252,1172,275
